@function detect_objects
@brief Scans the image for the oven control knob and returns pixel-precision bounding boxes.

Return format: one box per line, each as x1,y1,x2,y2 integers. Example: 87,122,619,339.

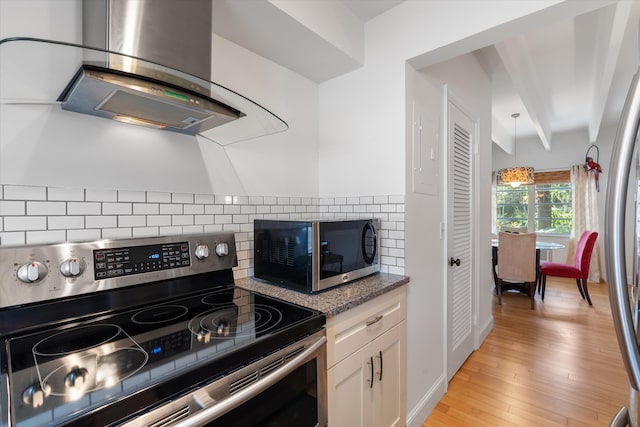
195,245,210,260
215,242,229,257
17,262,48,283
60,257,85,277
22,382,51,408
65,367,89,390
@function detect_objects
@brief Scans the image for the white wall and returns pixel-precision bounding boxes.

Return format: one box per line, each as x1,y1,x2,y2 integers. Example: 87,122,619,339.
0,0,319,197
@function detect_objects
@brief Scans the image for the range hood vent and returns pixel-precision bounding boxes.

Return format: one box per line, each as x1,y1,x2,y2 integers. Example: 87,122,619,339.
0,0,287,144
58,64,243,135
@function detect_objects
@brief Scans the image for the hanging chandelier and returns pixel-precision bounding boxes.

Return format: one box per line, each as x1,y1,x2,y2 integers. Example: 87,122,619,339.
497,113,534,188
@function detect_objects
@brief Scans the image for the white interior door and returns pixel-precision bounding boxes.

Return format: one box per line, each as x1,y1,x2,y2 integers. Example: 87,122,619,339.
446,100,476,381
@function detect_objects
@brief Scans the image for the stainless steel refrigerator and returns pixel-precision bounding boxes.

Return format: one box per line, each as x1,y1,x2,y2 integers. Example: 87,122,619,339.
607,66,640,427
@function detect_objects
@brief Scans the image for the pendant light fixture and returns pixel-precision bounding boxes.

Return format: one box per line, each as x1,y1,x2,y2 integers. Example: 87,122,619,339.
497,113,534,188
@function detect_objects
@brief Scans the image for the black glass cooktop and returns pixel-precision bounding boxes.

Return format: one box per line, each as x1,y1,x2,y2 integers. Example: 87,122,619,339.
4,285,324,426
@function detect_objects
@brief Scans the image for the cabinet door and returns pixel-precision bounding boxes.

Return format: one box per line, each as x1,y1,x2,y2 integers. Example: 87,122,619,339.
372,321,406,427
328,343,374,427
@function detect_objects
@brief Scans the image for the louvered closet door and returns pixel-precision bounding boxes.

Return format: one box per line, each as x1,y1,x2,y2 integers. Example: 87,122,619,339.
446,101,475,381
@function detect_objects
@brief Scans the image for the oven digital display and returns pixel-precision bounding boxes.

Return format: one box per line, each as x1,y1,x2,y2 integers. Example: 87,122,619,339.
93,242,190,280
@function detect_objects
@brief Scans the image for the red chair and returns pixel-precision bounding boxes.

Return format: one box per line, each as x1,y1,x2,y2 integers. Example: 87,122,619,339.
539,231,599,305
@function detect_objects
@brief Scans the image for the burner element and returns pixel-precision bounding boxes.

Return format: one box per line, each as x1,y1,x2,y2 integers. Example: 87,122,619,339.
32,324,148,397
189,304,284,343
131,304,188,324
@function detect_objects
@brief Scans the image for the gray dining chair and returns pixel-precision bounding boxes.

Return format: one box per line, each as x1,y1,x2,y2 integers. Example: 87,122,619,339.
496,231,537,309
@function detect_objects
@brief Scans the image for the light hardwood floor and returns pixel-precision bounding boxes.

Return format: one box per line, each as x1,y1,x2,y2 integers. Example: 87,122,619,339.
423,276,630,426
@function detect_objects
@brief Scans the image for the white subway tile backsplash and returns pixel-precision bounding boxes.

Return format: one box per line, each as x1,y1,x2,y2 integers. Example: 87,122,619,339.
147,215,172,226
118,190,146,202
5,216,47,231
27,230,66,244
103,203,132,215
119,216,146,227
263,196,277,205
194,215,214,225
160,204,182,215
0,201,25,215
389,230,405,240
27,201,66,215
223,205,241,214
133,227,159,238
0,185,405,275
233,196,249,205
68,202,101,215
215,195,234,205
147,192,171,203
67,229,101,242
205,205,223,215
347,197,359,204
223,224,241,232
86,216,117,228
172,215,194,226
184,205,204,215
215,215,232,224
48,216,84,230
102,228,132,239
0,232,25,246
374,195,388,204
159,226,183,236
86,189,117,202
195,194,214,204
172,193,194,204
183,225,204,234
48,187,84,201
133,203,159,215
4,185,47,201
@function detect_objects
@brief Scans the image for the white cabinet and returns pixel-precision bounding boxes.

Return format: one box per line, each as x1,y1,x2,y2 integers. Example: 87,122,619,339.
326,287,407,427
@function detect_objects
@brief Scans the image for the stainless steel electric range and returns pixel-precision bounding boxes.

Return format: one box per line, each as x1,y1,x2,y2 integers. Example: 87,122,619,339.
0,233,327,427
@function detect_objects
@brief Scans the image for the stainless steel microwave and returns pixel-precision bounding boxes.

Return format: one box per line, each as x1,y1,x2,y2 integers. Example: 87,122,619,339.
254,219,380,293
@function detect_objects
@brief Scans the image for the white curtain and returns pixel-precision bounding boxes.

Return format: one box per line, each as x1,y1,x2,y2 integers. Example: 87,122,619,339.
567,165,601,282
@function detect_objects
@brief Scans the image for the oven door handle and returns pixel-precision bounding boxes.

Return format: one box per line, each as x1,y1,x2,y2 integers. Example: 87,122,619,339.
171,335,327,427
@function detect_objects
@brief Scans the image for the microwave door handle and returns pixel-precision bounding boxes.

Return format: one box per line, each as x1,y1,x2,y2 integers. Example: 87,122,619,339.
606,66,640,390
171,335,327,427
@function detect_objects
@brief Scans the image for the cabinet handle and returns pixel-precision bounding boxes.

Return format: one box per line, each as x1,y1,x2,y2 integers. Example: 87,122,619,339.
366,315,383,327
368,356,374,388
377,351,383,381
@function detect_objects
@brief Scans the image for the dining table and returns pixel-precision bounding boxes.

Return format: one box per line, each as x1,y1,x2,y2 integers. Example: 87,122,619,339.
491,238,566,291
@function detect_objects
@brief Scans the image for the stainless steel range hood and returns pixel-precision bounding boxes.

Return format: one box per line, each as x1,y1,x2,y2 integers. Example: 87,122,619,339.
0,0,287,144
57,64,243,135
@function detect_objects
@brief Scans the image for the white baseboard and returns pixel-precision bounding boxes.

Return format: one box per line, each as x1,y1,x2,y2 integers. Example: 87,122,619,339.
406,373,447,427
479,314,494,345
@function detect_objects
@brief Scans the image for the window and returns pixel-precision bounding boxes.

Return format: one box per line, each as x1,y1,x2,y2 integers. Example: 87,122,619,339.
495,170,572,235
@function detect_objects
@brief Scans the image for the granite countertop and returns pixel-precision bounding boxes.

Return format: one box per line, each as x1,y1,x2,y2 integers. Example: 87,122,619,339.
235,273,409,318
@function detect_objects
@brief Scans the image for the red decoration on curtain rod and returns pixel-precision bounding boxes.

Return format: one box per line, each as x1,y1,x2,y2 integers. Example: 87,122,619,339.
584,144,603,191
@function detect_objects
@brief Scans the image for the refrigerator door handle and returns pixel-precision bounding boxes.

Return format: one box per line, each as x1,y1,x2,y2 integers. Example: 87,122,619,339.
606,67,640,390
609,407,630,427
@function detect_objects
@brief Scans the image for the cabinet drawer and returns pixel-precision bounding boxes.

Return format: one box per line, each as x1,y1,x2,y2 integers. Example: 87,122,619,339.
326,286,406,368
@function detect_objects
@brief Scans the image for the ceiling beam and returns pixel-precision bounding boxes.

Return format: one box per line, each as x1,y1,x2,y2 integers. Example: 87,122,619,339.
495,38,553,151
584,1,632,143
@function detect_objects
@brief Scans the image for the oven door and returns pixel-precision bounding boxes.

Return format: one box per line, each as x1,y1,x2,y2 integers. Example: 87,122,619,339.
124,331,327,427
